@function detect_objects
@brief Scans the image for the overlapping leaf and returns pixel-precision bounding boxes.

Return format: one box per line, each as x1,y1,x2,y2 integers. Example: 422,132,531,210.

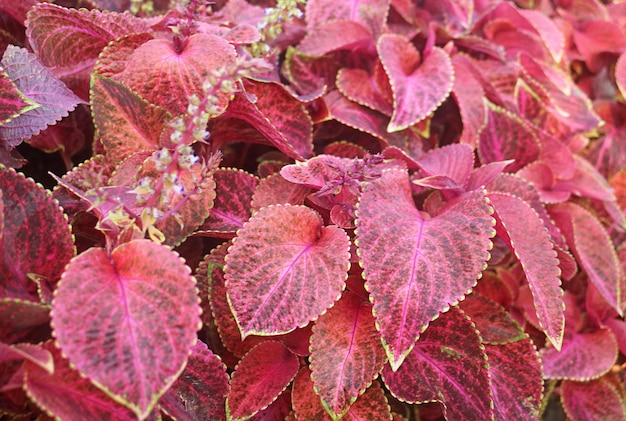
0,69,36,125
451,55,487,148
305,0,390,37
0,299,51,344
561,376,626,421
51,239,201,420
225,204,350,337
356,168,494,369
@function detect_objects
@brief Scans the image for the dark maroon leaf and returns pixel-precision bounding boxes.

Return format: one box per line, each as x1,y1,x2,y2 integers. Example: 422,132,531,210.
561,376,626,421
0,299,50,344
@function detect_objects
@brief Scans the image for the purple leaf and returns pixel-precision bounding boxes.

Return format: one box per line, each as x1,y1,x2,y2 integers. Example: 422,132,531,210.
0,69,36,125
305,0,390,38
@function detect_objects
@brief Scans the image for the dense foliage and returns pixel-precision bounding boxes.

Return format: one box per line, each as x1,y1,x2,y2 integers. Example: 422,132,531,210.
1,0,626,420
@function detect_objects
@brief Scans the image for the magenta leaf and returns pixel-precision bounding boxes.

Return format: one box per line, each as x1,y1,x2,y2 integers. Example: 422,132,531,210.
381,307,493,420
413,143,474,188
459,293,525,343
51,239,201,419
377,34,453,132
616,52,626,100
549,202,623,316
197,168,258,238
250,389,292,420
451,55,487,148
225,204,350,337
298,20,373,57
22,342,138,421
0,46,84,148
90,74,170,163
561,376,626,421
25,3,150,99
0,69,36,125
356,168,494,369
305,0,390,38
158,341,229,421
336,67,393,116
487,192,564,350
226,341,299,421
342,381,393,420
309,291,387,418
541,328,618,380
0,167,75,302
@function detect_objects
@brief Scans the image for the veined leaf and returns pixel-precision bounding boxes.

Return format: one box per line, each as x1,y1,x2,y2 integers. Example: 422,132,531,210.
451,55,487,148
561,376,626,421
356,168,495,370
292,366,333,420
0,68,37,125
51,239,201,420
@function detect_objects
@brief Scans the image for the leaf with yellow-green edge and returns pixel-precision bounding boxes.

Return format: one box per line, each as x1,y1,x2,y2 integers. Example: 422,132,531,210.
459,293,525,344
356,168,495,370
561,376,626,421
250,173,311,211
225,204,350,337
292,365,333,420
0,68,37,126
0,298,51,344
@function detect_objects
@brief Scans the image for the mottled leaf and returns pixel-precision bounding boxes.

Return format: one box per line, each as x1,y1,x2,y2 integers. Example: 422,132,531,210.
356,168,494,369
226,341,299,421
561,376,626,421
451,55,487,148
250,173,310,211
225,204,350,337
51,239,201,419
459,293,524,344
0,68,36,125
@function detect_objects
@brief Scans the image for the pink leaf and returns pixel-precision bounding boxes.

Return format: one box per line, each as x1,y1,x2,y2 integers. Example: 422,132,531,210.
487,192,564,350
158,341,229,421
459,293,525,344
414,143,474,188
561,376,626,421
336,67,393,116
541,328,618,380
250,173,311,211
377,35,453,132
0,299,50,344
51,239,201,419
305,0,390,38
226,341,299,421
615,52,626,99
309,291,387,418
225,204,350,337
0,69,36,125
451,55,487,148
298,20,373,56
381,307,493,420
0,46,83,147
356,169,494,369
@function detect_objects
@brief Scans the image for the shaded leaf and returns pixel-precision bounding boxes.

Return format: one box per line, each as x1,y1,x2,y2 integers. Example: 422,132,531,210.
356,168,494,369
0,299,50,344
225,204,350,337
250,173,311,211
336,67,393,116
459,293,525,344
561,376,626,421
51,239,201,419
451,55,486,148
305,0,390,38
292,366,332,420
342,381,393,420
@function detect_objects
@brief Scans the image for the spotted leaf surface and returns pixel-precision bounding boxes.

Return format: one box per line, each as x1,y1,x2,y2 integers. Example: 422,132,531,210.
225,204,350,337
561,376,626,421
377,35,453,132
51,239,201,419
356,169,494,369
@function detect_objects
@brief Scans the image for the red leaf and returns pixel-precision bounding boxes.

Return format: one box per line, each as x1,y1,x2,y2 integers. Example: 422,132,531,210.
487,192,564,350
413,143,474,189
226,341,299,421
158,341,229,421
541,328,618,380
298,20,373,56
309,291,387,418
225,204,350,337
377,35,453,132
0,167,75,301
451,55,487,148
549,202,623,316
561,376,626,421
381,307,493,420
249,389,292,421
25,3,150,99
336,67,393,116
91,74,170,163
0,299,50,344
197,168,258,238
22,342,137,421
305,0,390,38
51,239,201,419
0,68,36,125
0,46,84,148
292,366,332,420
459,293,525,344
250,173,311,211
356,169,494,369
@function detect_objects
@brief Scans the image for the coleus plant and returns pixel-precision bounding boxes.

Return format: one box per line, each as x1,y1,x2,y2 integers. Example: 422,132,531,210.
1,0,626,420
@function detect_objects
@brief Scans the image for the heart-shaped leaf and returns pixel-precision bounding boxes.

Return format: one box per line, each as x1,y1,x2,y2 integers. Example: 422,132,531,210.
356,168,494,370
381,307,493,420
225,204,350,337
51,239,201,419
377,34,453,132
309,291,387,418
561,376,626,421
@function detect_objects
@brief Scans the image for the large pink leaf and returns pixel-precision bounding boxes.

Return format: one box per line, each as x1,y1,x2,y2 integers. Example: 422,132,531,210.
356,168,494,370
549,202,623,316
226,341,299,421
51,239,201,419
377,35,453,132
381,307,493,420
561,376,626,421
90,74,170,163
25,3,150,99
309,291,387,418
22,342,137,421
225,204,350,337
158,341,229,421
487,192,564,350
0,167,75,302
0,46,84,148
541,328,618,380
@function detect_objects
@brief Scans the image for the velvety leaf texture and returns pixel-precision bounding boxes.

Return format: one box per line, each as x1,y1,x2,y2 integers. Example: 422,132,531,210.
227,341,299,421
0,167,75,302
561,377,626,421
356,168,494,369
381,307,493,420
225,204,350,337
0,46,83,147
51,239,201,419
377,35,453,132
488,192,564,350
309,291,387,418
